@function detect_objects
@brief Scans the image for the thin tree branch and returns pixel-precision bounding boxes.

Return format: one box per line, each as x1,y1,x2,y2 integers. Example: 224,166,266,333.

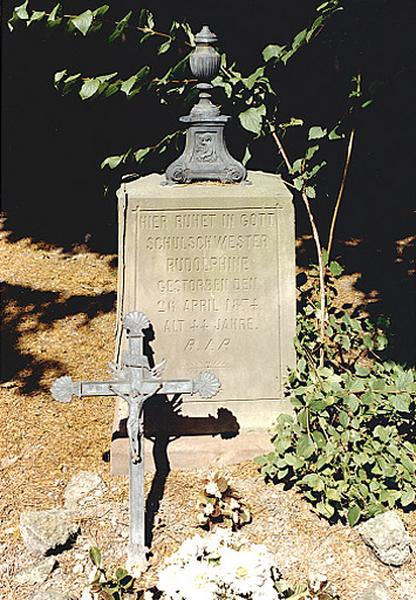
271,127,326,366
327,128,355,260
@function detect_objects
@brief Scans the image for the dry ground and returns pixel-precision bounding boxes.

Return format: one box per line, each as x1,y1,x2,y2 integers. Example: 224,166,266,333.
1,225,415,599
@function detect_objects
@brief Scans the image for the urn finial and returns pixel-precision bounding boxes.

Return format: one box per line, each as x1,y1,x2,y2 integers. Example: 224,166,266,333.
165,25,247,185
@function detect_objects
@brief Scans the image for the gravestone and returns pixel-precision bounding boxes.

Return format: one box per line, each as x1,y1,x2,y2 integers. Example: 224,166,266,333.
112,26,296,474
113,170,295,472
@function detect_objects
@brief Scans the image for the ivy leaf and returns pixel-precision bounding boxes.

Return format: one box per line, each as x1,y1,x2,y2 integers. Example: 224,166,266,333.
262,44,286,62
291,158,303,174
305,145,319,160
244,67,265,90
120,75,137,96
300,473,324,491
296,434,315,459
391,394,410,413
47,3,62,28
53,69,67,88
134,147,151,163
292,29,308,50
374,425,389,443
115,568,128,581
79,79,100,100
329,260,343,277
347,505,361,526
305,186,316,199
101,154,124,169
280,117,304,129
396,370,414,390
308,126,327,140
401,487,415,507
238,105,266,135
15,0,29,20
93,5,109,18
89,547,101,567
293,177,304,191
158,39,172,55
316,501,335,518
242,145,252,167
27,10,46,26
71,10,93,36
109,10,132,43
96,72,117,84
355,364,370,377
328,125,343,140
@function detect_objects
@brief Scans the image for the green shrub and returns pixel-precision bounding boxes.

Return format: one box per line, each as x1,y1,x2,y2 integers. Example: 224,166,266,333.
256,264,416,526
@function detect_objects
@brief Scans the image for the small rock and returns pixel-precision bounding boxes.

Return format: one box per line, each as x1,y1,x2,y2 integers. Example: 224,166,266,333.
356,582,392,600
74,552,85,561
15,556,57,585
20,508,78,556
64,472,106,509
357,511,411,566
72,562,84,574
31,591,73,600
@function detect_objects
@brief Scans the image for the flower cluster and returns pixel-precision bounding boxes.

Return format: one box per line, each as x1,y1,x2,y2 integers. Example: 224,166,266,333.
155,530,281,600
197,472,251,531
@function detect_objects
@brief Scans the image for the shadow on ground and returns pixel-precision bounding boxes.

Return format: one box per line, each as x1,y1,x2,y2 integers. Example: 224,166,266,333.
1,282,116,394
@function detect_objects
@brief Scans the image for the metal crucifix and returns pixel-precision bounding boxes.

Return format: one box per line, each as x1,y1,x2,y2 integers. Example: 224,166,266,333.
51,310,221,573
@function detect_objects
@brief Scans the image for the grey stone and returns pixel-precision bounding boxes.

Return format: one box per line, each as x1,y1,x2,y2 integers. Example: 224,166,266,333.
357,511,411,566
31,591,73,600
114,171,295,462
64,471,106,509
356,582,392,600
20,508,78,556
15,556,57,585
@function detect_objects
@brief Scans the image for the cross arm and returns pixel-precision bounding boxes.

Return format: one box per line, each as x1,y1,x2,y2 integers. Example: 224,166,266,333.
159,371,221,399
51,376,131,403
51,370,221,404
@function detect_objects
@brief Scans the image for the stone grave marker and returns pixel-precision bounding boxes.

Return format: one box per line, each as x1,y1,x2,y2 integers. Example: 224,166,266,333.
113,26,296,473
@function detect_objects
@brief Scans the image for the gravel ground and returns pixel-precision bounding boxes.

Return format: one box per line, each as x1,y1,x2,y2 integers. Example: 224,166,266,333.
1,224,415,599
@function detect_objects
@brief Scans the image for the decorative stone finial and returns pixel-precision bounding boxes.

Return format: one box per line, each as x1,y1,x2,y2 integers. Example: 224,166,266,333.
165,25,247,184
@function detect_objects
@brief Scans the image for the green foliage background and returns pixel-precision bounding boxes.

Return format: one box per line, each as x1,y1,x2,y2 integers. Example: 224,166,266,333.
3,0,415,365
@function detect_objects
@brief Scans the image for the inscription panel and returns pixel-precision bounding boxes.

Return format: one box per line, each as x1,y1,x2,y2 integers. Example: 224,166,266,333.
135,207,281,400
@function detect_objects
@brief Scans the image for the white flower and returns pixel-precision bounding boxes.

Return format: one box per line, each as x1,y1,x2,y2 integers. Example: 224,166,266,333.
205,481,220,497
204,502,215,516
180,560,218,599
157,563,184,596
156,532,279,600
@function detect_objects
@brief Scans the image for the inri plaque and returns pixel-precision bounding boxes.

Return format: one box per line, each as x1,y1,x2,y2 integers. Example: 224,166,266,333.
117,171,295,429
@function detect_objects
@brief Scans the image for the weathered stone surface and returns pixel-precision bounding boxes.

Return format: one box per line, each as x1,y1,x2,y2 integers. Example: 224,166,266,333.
356,582,392,600
111,428,274,475
357,511,411,566
15,556,56,585
20,508,78,556
64,471,106,509
113,171,296,472
31,591,73,600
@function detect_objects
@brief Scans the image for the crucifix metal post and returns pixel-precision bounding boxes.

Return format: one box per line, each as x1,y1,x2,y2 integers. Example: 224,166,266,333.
51,310,221,573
